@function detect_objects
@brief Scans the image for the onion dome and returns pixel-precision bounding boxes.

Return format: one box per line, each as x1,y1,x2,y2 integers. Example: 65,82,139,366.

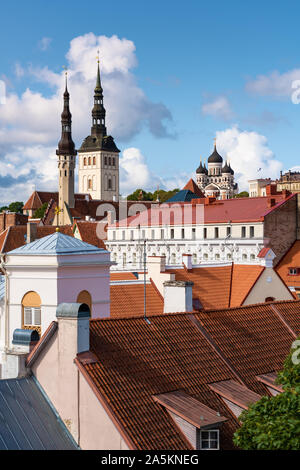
196,160,206,174
203,163,208,175
228,162,234,175
208,140,223,163
222,161,231,173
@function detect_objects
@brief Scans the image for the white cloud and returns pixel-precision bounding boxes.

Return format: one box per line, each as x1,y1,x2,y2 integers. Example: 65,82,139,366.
215,127,282,191
14,63,24,78
0,33,175,204
202,96,234,120
119,147,191,196
38,37,52,51
246,68,300,98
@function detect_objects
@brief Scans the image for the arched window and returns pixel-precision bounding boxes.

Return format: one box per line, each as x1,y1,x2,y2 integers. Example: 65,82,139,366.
108,178,112,190
22,291,42,335
265,297,275,302
88,178,92,190
88,157,91,166
93,156,96,165
77,290,92,313
84,157,87,166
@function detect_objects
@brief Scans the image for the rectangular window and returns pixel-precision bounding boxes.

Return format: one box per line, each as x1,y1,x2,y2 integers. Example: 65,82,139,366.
203,228,207,239
113,231,116,240
122,231,125,240
161,229,164,239
181,228,185,239
151,229,155,239
227,226,231,237
250,226,254,238
130,230,134,240
24,307,41,326
241,226,246,238
198,429,219,450
142,230,145,239
192,228,196,240
170,228,174,239
215,227,219,239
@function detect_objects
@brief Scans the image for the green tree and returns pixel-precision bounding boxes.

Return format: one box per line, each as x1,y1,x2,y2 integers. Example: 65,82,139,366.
33,202,48,219
233,337,300,450
127,188,180,202
234,191,249,198
8,201,24,213
0,206,8,213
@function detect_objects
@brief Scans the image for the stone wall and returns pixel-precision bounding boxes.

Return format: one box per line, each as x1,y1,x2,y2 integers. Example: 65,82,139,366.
0,212,28,232
264,195,297,265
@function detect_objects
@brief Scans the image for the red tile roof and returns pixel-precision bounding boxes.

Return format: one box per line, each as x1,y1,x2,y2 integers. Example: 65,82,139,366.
110,283,164,318
209,380,261,409
195,300,300,394
276,240,300,287
112,194,295,228
168,264,264,310
77,313,240,450
110,272,138,281
182,178,204,198
74,221,106,249
75,299,300,450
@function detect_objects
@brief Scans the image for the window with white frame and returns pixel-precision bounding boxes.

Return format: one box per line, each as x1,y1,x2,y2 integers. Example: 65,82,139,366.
23,307,41,327
198,429,219,450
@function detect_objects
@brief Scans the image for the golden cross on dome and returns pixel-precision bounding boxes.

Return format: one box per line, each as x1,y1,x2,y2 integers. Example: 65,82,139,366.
96,49,100,64
62,65,68,76
213,137,217,147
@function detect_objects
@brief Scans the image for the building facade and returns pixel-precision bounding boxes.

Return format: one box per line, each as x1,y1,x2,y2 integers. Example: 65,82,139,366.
106,193,297,270
196,141,238,199
78,61,120,201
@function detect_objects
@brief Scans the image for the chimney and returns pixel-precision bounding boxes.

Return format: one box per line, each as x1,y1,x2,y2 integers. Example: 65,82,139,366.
182,253,192,270
26,222,37,243
0,329,39,379
267,198,276,208
163,280,193,313
56,303,90,355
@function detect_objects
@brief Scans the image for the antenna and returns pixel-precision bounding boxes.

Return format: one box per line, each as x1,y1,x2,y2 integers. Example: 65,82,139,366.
143,238,151,324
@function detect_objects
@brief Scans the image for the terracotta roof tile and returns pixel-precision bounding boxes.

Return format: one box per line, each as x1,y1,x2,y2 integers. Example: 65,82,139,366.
195,300,300,394
229,265,264,307
276,240,300,287
182,179,204,198
110,283,164,318
75,221,106,249
79,314,239,450
110,272,138,281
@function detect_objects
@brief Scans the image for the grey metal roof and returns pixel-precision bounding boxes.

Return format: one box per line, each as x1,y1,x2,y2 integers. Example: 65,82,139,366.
0,377,78,450
7,232,105,256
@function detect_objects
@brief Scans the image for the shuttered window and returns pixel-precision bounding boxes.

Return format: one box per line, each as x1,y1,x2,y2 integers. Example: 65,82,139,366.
23,307,41,326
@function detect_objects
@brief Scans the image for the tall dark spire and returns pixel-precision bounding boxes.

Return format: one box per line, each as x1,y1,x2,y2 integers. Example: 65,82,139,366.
56,73,76,156
91,59,107,137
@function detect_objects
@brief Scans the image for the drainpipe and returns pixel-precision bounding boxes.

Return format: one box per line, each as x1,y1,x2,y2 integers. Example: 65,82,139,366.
0,255,9,352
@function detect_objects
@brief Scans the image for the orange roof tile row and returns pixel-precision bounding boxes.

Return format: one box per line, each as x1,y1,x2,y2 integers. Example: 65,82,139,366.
276,240,300,287
77,299,300,450
168,264,264,310
110,283,164,318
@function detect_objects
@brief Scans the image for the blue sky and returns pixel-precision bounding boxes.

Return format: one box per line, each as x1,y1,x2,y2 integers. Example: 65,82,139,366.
0,0,300,204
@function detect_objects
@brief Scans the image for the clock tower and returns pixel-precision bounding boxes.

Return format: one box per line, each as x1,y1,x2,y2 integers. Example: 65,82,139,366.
78,59,120,201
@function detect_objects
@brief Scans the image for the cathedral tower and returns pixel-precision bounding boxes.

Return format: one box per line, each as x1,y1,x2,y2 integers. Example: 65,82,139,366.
78,58,120,201
56,73,77,225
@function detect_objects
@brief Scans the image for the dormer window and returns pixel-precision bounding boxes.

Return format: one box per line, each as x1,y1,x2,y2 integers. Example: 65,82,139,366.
198,430,219,450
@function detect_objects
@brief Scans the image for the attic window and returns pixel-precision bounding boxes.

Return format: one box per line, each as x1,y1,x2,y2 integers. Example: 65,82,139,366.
289,267,298,275
198,429,219,450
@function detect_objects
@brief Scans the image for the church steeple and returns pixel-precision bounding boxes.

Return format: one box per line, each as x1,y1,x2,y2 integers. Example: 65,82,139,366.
56,73,76,156
91,57,107,137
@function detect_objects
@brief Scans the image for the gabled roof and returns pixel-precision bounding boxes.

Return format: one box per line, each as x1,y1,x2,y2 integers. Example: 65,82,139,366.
209,380,261,409
166,189,199,203
168,264,264,310
196,300,299,394
276,240,300,287
112,194,294,227
183,179,204,198
8,232,105,256
74,221,106,249
76,313,239,450
0,377,77,450
75,299,300,450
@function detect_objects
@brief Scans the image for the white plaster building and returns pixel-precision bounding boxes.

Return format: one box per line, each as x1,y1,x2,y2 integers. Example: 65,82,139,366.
0,231,112,374
106,194,294,270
